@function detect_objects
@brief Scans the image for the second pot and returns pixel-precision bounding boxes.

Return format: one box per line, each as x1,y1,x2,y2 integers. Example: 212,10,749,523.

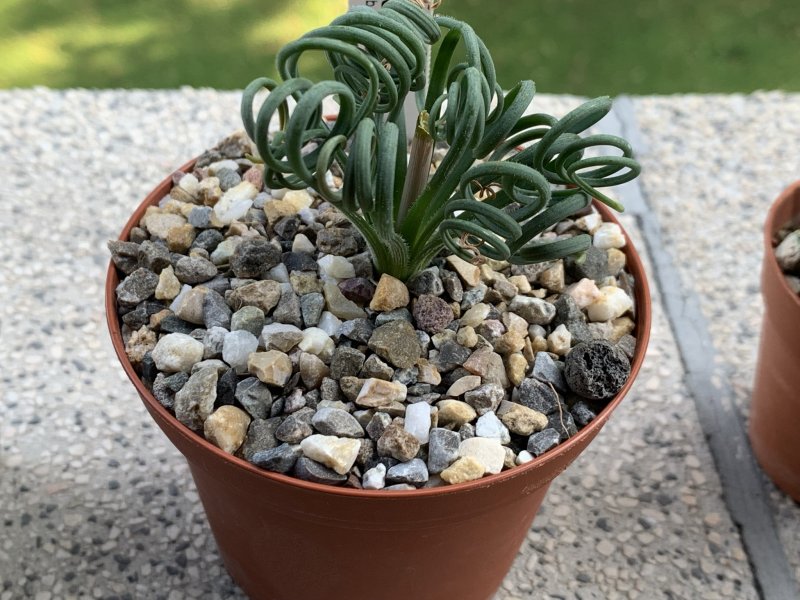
750,181,800,501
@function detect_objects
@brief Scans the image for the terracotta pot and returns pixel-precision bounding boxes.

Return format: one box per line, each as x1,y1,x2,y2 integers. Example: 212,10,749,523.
106,160,652,600
749,181,800,501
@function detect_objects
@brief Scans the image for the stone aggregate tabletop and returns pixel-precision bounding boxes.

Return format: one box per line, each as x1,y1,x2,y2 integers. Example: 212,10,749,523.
4,89,797,599
110,128,640,490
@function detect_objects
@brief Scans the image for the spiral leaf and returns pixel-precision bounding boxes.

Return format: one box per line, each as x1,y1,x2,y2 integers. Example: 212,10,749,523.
240,0,641,281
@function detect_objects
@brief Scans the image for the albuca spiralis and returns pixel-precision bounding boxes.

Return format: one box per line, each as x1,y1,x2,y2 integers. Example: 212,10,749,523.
241,0,640,281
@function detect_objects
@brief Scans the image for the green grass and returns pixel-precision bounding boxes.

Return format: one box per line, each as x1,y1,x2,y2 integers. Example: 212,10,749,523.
1,0,799,94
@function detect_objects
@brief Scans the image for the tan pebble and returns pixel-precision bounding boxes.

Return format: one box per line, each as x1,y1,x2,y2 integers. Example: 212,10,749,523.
502,312,529,337
607,248,627,275
460,303,490,328
248,351,293,386
174,287,209,325
531,336,548,354
440,456,485,485
498,402,548,436
479,264,498,283
456,326,478,348
204,406,251,454
166,223,196,253
508,275,531,294
355,378,407,408
263,199,298,224
493,330,525,355
416,359,441,385
155,265,181,301
445,375,482,397
125,326,157,364
610,316,636,342
547,324,572,356
370,274,410,311
437,400,477,427
505,353,529,387
446,255,481,287
539,261,565,292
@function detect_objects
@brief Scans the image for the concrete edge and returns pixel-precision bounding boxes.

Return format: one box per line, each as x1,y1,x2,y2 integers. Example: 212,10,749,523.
602,95,799,600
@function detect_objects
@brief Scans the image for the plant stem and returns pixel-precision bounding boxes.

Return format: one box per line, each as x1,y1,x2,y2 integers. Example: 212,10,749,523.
397,110,435,228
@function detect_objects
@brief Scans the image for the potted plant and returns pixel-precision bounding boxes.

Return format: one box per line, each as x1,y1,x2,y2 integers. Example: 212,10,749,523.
750,181,800,501
106,2,651,598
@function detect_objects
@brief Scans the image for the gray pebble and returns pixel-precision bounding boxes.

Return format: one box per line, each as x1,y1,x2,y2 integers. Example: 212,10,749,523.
300,292,325,327
275,407,315,443
427,428,460,474
138,241,171,274
116,268,159,307
231,238,281,278
386,458,429,486
235,377,273,419
241,417,282,461
518,377,561,414
330,347,366,380
532,352,568,392
230,306,265,337
311,407,365,438
407,267,444,296
251,443,301,474
152,372,189,410
293,457,347,485
527,428,561,457
174,256,218,284
203,289,232,330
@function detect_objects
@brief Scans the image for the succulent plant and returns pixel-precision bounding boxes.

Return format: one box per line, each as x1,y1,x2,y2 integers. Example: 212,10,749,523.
241,0,640,281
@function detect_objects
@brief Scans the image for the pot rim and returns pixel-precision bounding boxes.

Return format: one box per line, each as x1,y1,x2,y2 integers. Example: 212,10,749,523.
764,180,800,310
105,157,652,499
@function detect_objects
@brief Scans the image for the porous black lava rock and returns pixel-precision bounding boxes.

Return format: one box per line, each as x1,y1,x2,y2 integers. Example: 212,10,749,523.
565,340,631,400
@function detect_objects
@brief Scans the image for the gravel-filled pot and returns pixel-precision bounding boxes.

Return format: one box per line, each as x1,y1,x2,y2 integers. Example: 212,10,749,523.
106,158,650,600
750,181,800,501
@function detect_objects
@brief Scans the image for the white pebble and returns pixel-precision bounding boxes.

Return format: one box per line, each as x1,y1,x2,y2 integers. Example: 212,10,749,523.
362,463,387,490
260,323,303,352
404,402,433,444
475,411,511,444
575,212,603,234
178,173,200,196
169,284,192,313
300,434,361,475
587,286,633,322
516,450,534,465
317,255,356,280
458,437,506,475
593,223,626,249
283,189,314,211
565,278,601,309
270,187,287,199
317,311,342,337
207,159,239,175
292,233,316,254
298,208,318,226
267,262,289,283
547,324,572,355
151,333,204,373
222,330,259,371
298,327,335,356
213,181,257,224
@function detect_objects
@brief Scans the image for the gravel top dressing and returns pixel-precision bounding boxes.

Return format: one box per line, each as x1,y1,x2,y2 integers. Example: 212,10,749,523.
111,131,640,490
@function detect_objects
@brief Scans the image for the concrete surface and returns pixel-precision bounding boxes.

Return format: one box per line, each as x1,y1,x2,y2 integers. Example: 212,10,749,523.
0,89,797,600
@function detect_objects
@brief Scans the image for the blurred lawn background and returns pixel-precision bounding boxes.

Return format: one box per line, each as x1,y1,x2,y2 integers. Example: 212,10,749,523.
1,0,799,94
